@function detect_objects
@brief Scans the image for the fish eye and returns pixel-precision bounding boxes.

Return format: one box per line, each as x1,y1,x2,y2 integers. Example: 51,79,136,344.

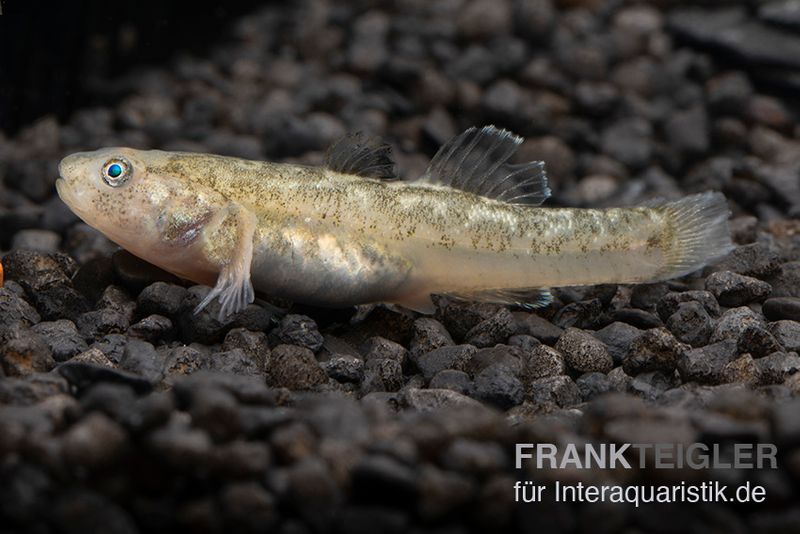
101,158,132,187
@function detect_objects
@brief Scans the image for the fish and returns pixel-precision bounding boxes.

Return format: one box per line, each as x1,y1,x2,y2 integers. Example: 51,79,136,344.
56,125,734,318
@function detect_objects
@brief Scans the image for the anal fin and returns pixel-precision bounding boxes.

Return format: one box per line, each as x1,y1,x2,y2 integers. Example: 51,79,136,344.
444,287,553,310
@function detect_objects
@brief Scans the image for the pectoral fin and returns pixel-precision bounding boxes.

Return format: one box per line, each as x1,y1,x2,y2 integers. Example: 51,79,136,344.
444,287,553,309
194,203,257,320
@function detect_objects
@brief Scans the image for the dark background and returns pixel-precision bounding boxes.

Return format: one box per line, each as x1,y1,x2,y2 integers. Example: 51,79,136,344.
0,0,265,135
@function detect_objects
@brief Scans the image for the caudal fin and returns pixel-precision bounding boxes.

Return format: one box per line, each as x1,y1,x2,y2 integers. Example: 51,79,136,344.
653,192,734,280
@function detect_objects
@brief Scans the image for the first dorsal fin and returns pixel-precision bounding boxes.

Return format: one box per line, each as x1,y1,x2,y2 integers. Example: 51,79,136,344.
414,125,551,206
444,287,553,310
326,132,396,179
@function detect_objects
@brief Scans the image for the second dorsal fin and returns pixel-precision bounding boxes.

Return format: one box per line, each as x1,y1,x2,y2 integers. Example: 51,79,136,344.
326,132,396,179
414,125,550,206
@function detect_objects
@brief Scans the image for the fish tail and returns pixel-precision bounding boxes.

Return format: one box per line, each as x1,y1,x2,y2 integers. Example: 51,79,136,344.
652,191,734,280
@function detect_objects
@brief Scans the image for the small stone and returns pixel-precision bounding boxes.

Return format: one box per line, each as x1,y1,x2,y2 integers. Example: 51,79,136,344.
362,358,404,393
61,412,127,467
738,325,782,359
417,465,475,522
609,308,662,329
438,300,501,342
577,372,614,401
31,319,87,362
472,363,524,409
623,328,687,375
266,345,327,390
0,327,54,376
527,376,581,408
631,283,670,311
409,318,454,358
89,334,128,365
163,346,207,384
360,336,409,367
666,301,713,347
457,0,512,40
705,271,771,306
769,321,800,352
657,290,720,321
211,440,271,481
286,458,339,531
755,352,800,385
521,345,566,380
763,298,800,322
57,361,152,394
721,354,759,384
269,315,324,352
71,347,114,368
465,345,522,377
127,314,174,344
555,327,613,374
443,438,507,474
414,345,475,381
508,334,541,352
223,328,270,360
552,299,603,329
137,282,189,318
321,355,365,383
664,105,708,155
714,243,781,279
515,313,563,344
400,388,486,412
712,305,764,342
147,417,213,468
429,370,473,395
76,308,132,341
0,287,41,341
207,348,263,377
601,117,653,170
352,454,417,504
189,386,241,441
119,339,165,384
677,339,738,385
592,322,643,365
465,308,514,348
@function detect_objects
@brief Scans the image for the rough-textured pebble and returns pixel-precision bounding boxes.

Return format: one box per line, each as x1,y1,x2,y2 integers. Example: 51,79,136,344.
623,328,687,375
266,345,327,390
555,327,613,374
705,271,772,306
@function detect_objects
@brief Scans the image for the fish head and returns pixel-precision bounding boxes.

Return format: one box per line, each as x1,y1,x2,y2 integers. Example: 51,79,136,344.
56,147,181,256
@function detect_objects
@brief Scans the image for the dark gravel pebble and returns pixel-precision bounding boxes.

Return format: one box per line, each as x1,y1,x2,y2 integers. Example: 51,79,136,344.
265,345,327,390
429,369,473,395
666,301,713,347
527,375,582,408
763,297,800,322
269,314,325,352
472,363,524,409
31,319,87,362
592,322,643,365
623,328,688,375
414,344,475,381
705,271,772,306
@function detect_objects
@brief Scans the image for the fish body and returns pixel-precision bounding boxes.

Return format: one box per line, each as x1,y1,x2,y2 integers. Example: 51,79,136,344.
56,126,734,316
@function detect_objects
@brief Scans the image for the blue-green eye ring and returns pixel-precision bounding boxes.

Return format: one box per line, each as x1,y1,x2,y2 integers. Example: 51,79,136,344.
102,158,132,187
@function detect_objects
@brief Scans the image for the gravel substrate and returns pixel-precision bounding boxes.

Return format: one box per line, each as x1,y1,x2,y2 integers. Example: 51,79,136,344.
2,1,800,532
